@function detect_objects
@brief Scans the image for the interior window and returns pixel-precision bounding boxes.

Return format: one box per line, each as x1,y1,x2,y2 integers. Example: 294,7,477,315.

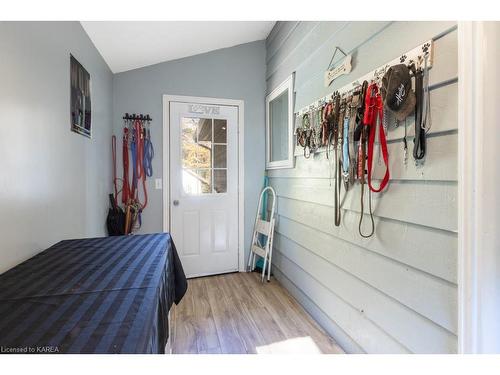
270,90,289,162
266,74,294,169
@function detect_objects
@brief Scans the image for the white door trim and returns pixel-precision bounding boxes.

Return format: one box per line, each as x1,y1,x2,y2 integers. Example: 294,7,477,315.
163,95,245,273
457,21,500,353
457,21,476,354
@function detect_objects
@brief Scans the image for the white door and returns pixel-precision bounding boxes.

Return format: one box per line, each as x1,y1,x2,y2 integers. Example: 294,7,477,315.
169,101,239,278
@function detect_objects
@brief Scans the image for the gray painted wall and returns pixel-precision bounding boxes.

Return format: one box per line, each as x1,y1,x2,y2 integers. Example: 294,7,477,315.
0,22,114,274
266,21,458,353
112,40,266,264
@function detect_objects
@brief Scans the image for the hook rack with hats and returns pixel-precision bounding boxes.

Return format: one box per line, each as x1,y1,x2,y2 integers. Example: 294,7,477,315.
292,40,433,238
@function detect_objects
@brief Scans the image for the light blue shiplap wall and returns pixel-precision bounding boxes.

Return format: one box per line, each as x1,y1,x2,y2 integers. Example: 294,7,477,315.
266,21,458,353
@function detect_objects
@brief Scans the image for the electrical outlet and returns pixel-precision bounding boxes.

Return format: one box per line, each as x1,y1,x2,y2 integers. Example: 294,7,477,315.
155,178,162,190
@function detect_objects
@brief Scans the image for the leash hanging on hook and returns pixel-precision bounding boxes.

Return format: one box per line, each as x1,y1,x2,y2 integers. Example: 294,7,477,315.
143,118,154,178
357,81,375,238
113,112,154,235
292,40,435,239
410,62,426,162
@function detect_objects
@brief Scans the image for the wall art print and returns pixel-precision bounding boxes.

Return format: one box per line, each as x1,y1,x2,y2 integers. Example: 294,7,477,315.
70,54,91,138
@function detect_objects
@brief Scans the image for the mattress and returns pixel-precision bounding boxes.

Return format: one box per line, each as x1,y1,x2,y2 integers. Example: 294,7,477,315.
0,233,187,354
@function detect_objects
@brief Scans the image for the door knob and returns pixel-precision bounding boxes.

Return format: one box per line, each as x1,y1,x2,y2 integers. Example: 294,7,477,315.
173,200,179,206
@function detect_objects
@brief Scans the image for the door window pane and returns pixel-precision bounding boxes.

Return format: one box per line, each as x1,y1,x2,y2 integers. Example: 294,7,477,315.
196,143,212,169
182,143,212,169
214,119,227,143
181,117,198,142
181,118,197,168
214,170,227,193
197,118,212,142
214,145,227,168
182,168,212,195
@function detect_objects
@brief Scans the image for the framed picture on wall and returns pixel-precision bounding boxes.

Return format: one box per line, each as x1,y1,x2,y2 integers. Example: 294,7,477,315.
70,54,91,138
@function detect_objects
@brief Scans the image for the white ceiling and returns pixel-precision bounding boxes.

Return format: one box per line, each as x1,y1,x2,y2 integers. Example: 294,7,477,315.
81,21,275,73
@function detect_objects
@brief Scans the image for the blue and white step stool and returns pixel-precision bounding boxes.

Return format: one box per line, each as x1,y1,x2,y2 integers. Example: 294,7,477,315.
247,186,276,282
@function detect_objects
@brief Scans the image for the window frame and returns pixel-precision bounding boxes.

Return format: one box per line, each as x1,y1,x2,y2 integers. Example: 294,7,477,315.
265,74,295,170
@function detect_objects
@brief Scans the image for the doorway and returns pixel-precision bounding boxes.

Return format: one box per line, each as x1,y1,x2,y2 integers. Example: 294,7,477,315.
163,96,245,278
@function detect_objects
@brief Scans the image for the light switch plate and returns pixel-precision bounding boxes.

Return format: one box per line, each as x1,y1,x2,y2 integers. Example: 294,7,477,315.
155,178,162,190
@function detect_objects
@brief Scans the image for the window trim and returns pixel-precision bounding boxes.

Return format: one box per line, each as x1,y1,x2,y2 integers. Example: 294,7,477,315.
265,74,295,170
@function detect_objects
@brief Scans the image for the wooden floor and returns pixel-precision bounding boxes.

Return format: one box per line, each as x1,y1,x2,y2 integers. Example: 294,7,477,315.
170,272,344,354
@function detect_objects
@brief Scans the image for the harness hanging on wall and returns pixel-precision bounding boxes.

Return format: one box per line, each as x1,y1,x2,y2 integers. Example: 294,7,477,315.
107,113,154,236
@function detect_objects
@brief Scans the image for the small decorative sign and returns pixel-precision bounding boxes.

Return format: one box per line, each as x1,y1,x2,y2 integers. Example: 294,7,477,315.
188,104,220,116
324,54,352,87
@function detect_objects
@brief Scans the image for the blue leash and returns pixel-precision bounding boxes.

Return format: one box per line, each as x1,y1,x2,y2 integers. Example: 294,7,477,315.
143,128,154,177
342,115,350,176
131,135,137,192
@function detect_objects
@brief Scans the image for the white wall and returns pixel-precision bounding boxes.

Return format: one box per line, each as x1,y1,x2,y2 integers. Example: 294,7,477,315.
0,22,114,273
266,21,458,353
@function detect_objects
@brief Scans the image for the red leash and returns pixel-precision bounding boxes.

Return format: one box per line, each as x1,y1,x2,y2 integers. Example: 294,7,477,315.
363,83,390,193
122,127,131,204
116,115,151,235
133,119,148,209
112,135,119,206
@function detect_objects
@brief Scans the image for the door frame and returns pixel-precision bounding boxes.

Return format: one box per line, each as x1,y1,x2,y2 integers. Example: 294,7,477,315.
457,21,500,353
162,95,246,273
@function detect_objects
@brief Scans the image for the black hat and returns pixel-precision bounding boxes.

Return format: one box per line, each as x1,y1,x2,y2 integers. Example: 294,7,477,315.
381,64,415,121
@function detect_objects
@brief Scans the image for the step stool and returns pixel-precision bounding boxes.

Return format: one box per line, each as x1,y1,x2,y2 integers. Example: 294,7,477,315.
247,186,276,282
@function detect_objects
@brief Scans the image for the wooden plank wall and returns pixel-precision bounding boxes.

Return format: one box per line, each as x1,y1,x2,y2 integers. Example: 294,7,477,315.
265,21,458,353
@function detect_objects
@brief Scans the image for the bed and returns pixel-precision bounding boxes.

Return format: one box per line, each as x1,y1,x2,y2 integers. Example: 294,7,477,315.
0,233,187,354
